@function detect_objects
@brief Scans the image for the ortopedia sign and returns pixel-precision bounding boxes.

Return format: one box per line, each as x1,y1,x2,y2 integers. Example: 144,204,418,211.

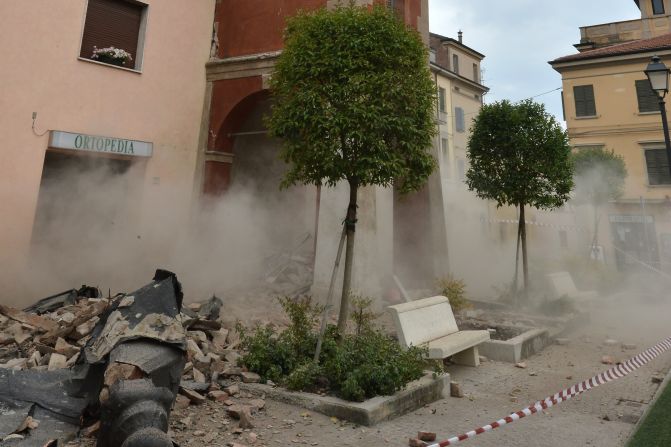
49,130,153,157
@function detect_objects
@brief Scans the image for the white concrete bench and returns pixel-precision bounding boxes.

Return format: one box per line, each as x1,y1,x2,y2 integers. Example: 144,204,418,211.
387,296,490,367
545,272,598,302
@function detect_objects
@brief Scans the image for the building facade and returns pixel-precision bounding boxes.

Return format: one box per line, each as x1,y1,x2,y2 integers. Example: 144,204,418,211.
1,0,215,297
551,3,671,273
576,0,671,51
428,33,498,293
194,0,480,298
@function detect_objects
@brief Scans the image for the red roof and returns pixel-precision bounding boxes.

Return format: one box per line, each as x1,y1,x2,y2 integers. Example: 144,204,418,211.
551,33,671,64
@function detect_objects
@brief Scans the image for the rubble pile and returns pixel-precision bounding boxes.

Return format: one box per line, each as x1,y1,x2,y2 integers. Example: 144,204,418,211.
0,278,271,446
0,287,109,371
261,233,314,296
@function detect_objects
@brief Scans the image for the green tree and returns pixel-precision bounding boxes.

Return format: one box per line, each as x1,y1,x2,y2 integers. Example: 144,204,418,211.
571,148,627,257
267,5,436,333
466,100,573,295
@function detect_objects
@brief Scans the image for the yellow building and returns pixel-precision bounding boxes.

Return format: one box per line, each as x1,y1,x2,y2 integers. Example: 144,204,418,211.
427,32,495,294
551,8,671,272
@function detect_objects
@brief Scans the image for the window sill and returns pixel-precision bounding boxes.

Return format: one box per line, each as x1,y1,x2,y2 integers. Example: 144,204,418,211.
647,184,671,188
574,115,599,120
638,111,661,116
78,57,142,74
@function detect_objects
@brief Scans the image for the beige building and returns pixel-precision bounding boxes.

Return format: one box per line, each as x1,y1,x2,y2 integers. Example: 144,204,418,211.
1,0,215,298
427,32,494,292
551,3,671,272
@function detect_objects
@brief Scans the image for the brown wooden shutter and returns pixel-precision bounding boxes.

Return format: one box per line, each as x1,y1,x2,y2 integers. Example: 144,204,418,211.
80,0,143,66
574,85,596,117
636,80,659,113
645,149,670,185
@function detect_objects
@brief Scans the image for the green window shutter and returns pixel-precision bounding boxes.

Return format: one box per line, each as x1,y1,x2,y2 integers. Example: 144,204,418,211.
645,149,671,185
455,107,465,132
574,85,596,117
636,80,659,113
439,88,446,113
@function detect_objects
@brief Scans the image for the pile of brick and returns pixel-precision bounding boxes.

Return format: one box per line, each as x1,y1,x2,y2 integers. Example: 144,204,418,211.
0,289,268,435
0,291,108,371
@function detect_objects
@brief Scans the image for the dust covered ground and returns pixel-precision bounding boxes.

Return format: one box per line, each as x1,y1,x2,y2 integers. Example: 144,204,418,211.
150,287,671,447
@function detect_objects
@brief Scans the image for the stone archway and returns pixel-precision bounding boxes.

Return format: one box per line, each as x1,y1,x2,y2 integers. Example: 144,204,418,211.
203,89,319,291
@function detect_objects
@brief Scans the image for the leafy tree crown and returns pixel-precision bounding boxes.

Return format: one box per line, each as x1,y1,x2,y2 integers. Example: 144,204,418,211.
466,99,574,209
267,5,437,193
571,147,627,206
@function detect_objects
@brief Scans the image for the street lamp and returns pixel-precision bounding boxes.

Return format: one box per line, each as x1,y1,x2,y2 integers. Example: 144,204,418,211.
645,55,671,177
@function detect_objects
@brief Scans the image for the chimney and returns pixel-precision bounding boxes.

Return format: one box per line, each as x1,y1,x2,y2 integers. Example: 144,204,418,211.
458,30,463,43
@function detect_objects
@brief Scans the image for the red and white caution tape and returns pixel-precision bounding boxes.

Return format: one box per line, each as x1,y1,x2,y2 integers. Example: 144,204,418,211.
426,336,671,447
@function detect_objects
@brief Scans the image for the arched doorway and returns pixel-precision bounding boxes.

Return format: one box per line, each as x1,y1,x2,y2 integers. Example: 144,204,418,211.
203,90,318,292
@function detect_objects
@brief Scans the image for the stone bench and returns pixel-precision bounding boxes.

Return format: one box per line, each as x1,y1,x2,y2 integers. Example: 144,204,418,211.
545,271,598,302
387,296,490,367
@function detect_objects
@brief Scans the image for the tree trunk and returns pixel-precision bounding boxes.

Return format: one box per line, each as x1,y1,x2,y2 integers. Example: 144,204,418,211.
519,202,529,297
513,217,522,304
337,180,358,334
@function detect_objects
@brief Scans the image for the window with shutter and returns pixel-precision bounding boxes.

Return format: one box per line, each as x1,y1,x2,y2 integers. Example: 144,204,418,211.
438,87,446,113
636,80,660,113
645,149,671,185
457,158,466,181
652,0,665,15
573,85,596,117
452,54,459,74
455,107,465,132
80,0,146,70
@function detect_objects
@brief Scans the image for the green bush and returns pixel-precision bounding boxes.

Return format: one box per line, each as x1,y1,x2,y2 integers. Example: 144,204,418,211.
239,295,434,401
437,276,471,312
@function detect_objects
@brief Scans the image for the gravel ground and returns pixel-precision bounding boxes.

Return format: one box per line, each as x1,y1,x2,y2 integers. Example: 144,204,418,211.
159,288,671,447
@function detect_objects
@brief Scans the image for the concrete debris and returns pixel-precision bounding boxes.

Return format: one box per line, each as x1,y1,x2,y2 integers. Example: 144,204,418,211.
515,362,528,369
241,371,261,383
47,353,67,371
239,408,255,429
262,234,314,296
651,375,664,384
450,381,464,398
603,339,619,347
0,270,190,447
417,431,437,442
601,355,616,365
180,387,207,405
408,438,428,447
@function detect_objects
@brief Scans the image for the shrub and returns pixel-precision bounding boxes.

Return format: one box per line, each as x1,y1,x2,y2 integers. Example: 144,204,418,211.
239,295,433,401
437,276,471,312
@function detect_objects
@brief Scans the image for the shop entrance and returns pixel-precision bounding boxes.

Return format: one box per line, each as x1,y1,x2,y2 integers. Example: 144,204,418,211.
31,150,137,272
610,215,660,271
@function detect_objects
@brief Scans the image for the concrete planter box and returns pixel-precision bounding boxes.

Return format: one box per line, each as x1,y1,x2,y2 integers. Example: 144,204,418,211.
237,371,450,426
478,328,551,363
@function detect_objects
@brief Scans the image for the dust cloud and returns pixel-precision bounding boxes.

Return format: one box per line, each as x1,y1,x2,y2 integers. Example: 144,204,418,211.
1,149,316,308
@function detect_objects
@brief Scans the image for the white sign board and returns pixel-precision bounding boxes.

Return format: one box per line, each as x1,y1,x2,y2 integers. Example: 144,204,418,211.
49,130,152,157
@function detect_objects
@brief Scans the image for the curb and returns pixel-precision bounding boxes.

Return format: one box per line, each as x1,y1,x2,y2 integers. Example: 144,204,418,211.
238,371,450,426
624,362,671,445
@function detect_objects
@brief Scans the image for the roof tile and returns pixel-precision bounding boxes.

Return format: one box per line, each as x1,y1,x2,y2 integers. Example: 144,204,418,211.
551,33,671,64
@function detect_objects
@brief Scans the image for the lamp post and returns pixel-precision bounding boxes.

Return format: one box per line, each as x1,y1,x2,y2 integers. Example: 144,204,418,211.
645,55,671,177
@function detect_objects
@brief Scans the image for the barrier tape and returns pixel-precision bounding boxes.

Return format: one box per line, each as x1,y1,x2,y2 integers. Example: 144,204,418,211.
426,336,671,447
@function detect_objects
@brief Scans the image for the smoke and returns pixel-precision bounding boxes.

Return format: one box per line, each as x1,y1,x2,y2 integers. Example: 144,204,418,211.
1,144,317,309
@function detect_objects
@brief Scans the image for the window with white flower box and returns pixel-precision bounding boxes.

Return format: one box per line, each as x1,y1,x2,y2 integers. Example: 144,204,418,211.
79,0,147,70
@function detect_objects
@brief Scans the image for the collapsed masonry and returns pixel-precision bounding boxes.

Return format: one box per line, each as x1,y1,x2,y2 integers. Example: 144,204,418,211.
0,270,253,447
